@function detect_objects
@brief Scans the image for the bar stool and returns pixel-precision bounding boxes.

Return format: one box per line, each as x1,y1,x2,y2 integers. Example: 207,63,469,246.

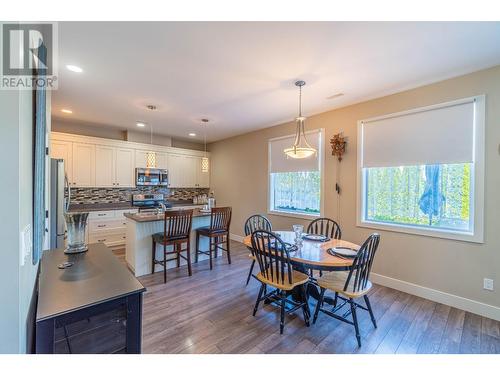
151,209,194,283
195,207,232,269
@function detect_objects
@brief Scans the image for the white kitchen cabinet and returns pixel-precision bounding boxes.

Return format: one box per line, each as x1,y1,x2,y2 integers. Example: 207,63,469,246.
115,148,135,187
156,152,168,170
50,140,73,183
95,145,115,187
166,154,183,187
72,142,95,187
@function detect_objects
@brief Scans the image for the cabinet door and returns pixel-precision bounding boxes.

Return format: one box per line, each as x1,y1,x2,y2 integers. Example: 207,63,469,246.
196,157,210,188
135,150,148,169
72,143,95,187
167,154,183,188
50,140,73,183
184,156,198,188
115,148,135,187
156,152,168,170
95,145,115,187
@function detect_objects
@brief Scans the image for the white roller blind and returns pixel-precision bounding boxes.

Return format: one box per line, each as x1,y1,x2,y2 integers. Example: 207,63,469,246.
269,129,322,173
361,99,475,168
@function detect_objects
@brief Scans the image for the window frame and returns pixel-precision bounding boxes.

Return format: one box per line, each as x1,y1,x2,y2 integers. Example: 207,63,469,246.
268,129,325,220
356,96,485,243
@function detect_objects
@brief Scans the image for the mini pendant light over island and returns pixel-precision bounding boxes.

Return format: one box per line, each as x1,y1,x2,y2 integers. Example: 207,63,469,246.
201,118,209,173
284,80,317,159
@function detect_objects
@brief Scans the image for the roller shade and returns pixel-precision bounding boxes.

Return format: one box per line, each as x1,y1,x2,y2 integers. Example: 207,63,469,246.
361,99,475,168
269,129,322,173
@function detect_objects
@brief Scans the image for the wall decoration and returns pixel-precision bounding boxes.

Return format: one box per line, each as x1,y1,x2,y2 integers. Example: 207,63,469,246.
330,132,347,162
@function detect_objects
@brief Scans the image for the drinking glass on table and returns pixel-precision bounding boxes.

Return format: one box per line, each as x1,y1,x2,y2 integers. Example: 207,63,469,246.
292,224,304,246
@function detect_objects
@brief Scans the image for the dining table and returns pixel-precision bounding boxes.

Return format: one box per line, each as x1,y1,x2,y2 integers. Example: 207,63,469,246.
243,230,361,305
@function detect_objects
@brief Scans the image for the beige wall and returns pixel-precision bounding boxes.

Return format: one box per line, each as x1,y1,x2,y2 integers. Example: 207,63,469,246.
209,65,500,310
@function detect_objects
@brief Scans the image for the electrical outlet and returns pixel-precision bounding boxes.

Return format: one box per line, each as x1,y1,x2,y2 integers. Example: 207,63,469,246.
483,278,494,291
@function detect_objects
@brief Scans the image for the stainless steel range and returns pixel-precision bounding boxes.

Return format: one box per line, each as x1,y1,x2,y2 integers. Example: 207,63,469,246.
131,194,171,213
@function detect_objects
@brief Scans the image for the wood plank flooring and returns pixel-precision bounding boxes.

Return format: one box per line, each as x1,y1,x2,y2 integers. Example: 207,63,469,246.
114,242,500,354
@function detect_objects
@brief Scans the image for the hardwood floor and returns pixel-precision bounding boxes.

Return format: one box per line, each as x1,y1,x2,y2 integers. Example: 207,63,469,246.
114,242,500,354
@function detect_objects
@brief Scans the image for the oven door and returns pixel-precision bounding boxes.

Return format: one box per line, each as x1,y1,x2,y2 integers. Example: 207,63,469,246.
135,168,160,186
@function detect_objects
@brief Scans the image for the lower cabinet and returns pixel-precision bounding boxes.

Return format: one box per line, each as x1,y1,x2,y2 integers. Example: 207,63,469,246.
88,209,137,248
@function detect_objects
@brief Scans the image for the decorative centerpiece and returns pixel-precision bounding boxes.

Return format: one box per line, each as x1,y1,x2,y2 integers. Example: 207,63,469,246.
64,212,89,254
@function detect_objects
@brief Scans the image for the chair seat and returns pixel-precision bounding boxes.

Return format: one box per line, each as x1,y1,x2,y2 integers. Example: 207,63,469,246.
248,253,256,260
317,271,372,298
152,232,189,243
196,226,228,235
256,270,309,291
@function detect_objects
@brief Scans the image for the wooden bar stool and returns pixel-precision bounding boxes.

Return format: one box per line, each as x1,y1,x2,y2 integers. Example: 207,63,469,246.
195,207,232,269
151,209,194,283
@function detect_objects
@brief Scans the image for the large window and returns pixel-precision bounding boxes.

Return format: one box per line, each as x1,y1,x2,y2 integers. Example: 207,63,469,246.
269,130,323,218
358,96,484,242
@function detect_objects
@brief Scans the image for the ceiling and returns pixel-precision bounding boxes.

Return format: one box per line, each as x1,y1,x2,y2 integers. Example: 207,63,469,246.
53,22,500,143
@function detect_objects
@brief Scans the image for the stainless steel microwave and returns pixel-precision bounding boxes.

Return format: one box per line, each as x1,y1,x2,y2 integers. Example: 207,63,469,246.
135,168,168,186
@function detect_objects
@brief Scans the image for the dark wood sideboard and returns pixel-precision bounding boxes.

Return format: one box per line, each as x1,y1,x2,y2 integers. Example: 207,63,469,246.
35,243,146,354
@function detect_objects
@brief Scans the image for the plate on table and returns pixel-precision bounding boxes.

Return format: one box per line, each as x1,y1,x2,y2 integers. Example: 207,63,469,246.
302,233,329,242
327,246,358,258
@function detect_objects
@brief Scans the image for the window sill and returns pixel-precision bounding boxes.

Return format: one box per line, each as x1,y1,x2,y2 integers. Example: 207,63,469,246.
268,209,319,221
357,219,483,244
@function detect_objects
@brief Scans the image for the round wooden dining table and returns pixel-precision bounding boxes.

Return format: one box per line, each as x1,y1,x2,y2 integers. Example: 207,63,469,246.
242,230,360,272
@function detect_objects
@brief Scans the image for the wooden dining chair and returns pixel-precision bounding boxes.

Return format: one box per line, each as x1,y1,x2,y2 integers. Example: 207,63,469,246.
251,230,310,334
195,207,232,269
307,217,342,239
312,233,380,347
243,214,272,285
151,209,194,283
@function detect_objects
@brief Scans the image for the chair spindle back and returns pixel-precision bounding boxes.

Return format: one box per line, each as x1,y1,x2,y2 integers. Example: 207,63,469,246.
163,209,194,239
251,230,294,285
210,207,232,232
344,233,380,293
307,218,342,239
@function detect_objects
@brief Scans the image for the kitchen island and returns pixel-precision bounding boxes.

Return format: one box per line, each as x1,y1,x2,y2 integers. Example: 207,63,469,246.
124,209,215,277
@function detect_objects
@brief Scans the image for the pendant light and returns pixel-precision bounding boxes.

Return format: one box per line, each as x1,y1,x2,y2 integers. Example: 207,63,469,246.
201,118,209,173
144,104,157,168
284,80,316,159
146,122,156,168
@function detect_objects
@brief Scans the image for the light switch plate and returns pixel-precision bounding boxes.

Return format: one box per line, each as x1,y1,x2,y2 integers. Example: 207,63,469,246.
20,224,32,266
483,278,494,291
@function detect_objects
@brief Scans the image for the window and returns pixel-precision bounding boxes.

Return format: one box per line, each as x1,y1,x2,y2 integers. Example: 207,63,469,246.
269,130,323,218
357,96,485,242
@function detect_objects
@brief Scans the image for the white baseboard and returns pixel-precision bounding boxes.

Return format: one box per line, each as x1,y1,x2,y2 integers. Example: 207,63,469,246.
371,273,500,321
230,233,245,243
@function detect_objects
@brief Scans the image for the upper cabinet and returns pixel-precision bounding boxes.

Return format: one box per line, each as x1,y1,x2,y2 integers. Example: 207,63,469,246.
115,148,135,187
50,132,209,189
72,143,96,187
50,140,73,183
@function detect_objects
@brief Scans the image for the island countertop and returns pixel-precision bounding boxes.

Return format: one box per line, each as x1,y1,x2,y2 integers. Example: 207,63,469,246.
124,208,211,222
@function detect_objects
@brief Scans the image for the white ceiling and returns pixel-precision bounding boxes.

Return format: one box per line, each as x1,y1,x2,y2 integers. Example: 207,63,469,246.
53,22,500,143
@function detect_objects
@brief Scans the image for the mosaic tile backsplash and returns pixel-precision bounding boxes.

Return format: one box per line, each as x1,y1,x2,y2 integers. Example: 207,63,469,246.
70,186,210,205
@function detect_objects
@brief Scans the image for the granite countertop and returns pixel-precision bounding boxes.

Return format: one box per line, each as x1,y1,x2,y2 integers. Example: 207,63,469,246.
124,208,211,222
68,200,204,212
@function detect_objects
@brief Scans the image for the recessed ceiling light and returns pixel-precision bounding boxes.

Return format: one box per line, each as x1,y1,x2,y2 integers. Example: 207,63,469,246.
66,65,83,73
61,109,73,114
326,93,344,100
189,133,196,137
136,122,146,127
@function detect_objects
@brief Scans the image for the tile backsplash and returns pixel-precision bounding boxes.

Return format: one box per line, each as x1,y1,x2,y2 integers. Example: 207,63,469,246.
70,186,210,205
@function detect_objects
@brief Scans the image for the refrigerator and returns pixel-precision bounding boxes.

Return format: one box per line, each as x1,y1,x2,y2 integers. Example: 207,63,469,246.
49,158,70,249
